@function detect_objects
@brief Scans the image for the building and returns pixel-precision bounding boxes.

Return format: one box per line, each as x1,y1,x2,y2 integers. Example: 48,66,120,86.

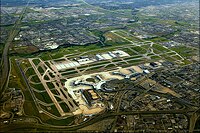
80,89,99,106
96,54,104,61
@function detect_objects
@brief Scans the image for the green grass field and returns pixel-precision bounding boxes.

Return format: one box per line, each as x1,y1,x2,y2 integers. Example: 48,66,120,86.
32,59,41,66
47,82,55,89
38,66,45,74
50,89,60,95
30,75,41,83
61,71,79,76
113,30,144,42
123,55,143,60
152,44,171,52
121,48,138,56
104,31,130,45
55,96,63,102
31,83,46,91
45,116,75,126
34,91,53,104
170,46,198,58
60,102,70,112
44,75,50,80
131,46,147,54
40,104,61,117
150,55,161,59
25,68,36,77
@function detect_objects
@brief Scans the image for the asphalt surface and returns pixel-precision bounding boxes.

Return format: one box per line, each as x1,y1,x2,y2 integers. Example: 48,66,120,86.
1,109,197,132
0,1,30,99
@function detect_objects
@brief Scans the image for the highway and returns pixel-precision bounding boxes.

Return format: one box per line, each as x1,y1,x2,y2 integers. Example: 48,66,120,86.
0,1,30,99
0,108,197,132
110,90,128,132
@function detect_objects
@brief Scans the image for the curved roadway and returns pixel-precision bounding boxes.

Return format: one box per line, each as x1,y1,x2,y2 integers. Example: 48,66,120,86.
1,109,197,132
